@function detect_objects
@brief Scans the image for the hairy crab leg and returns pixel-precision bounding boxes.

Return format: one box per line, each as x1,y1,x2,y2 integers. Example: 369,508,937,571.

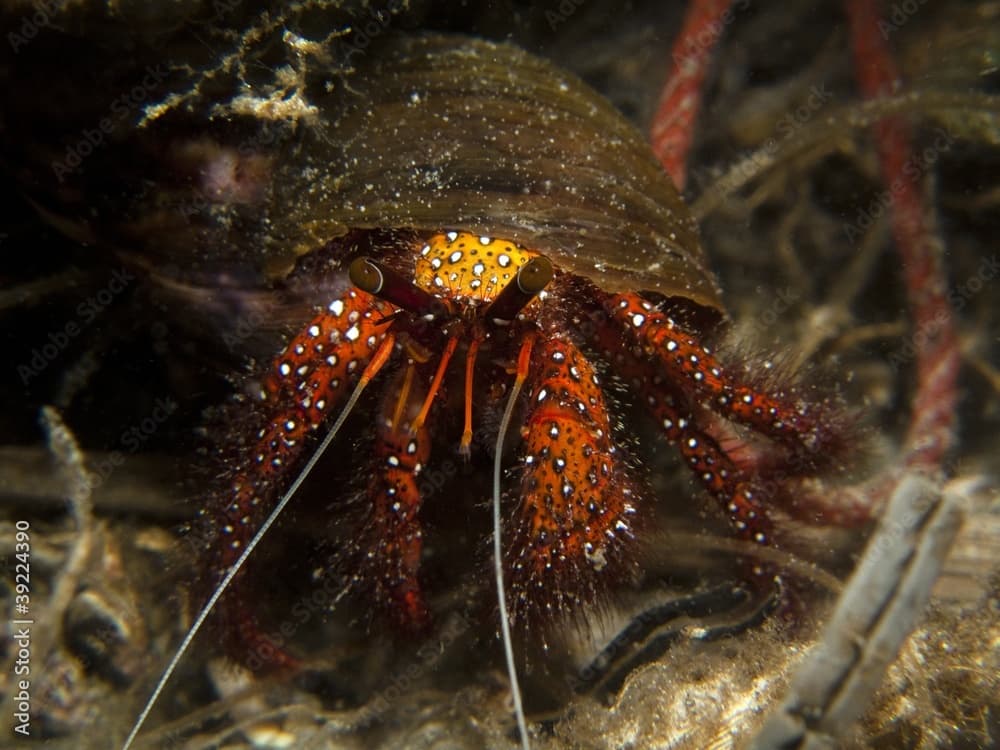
121,313,397,750
588,310,776,543
509,334,639,619
211,287,394,666
603,292,845,468
353,359,434,630
664,402,774,545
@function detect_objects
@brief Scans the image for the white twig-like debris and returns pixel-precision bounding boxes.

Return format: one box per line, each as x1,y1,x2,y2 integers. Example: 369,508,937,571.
32,407,95,665
748,474,965,749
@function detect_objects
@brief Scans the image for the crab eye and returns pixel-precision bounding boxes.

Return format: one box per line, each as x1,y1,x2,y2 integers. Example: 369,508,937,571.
484,255,554,321
349,256,442,317
348,256,385,294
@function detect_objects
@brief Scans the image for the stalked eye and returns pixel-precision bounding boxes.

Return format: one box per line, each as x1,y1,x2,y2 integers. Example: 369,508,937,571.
483,255,553,321
349,256,444,317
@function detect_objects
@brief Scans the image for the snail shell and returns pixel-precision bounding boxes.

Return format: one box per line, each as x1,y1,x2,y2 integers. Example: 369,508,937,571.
266,34,723,316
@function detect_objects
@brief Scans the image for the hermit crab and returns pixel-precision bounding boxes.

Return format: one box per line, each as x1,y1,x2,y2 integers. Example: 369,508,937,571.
161,32,858,699
4,0,996,746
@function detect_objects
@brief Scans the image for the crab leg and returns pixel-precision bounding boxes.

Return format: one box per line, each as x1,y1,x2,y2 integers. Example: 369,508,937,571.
591,313,775,545
211,287,393,665
353,359,433,630
604,293,842,468
508,334,638,619
646,387,773,544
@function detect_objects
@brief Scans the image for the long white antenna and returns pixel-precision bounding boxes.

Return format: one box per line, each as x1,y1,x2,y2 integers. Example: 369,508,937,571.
494,349,532,750
120,355,387,750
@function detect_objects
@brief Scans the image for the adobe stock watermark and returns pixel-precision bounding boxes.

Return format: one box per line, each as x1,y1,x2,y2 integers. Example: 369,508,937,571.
844,127,954,244
83,396,179,491
671,0,751,66
340,1,399,63
742,286,801,339
6,0,58,52
17,267,135,386
689,82,833,189
207,0,242,23
358,610,471,725
888,253,1000,372
877,0,929,39
51,65,169,183
545,0,587,30
242,567,351,673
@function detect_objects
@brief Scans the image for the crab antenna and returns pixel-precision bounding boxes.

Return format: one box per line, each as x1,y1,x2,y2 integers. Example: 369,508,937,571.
484,255,553,322
494,335,535,750
120,334,396,750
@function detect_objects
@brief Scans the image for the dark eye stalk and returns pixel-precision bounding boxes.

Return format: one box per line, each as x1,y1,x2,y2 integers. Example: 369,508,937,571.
350,254,553,322
483,256,553,322
349,256,442,317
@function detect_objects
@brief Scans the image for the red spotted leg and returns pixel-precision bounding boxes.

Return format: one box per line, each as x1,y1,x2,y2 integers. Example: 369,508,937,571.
603,292,847,470
507,333,639,621
568,283,816,548
644,387,774,545
120,292,397,750
588,310,775,547
351,354,438,631
212,287,395,667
